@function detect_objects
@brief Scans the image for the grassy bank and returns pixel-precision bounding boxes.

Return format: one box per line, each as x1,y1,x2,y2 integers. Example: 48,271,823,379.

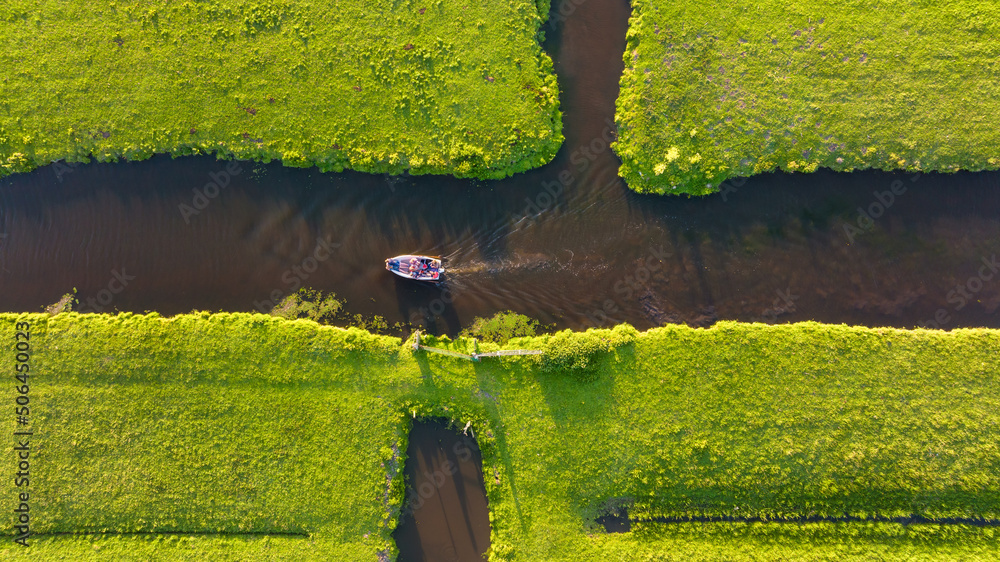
3,313,999,560
614,0,1000,195
0,0,561,180
2,313,407,558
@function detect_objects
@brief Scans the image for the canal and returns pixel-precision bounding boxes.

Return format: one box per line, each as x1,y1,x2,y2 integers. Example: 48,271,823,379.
1,0,997,335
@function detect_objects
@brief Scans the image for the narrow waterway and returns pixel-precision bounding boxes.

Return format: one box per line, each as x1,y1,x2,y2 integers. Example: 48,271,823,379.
392,420,489,562
1,0,998,333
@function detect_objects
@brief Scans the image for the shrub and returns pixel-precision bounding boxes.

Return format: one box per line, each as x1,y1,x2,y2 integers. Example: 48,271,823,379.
460,311,540,345
541,323,638,374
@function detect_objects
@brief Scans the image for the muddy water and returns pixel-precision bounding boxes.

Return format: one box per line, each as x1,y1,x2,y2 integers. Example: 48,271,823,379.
393,420,489,562
1,0,999,333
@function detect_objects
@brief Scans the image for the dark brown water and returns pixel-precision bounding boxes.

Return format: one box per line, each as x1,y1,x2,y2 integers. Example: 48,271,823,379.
2,0,999,334
393,420,489,562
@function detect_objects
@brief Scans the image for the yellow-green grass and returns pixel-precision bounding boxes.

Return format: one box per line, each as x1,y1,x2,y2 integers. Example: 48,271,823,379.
0,535,378,561
3,524,997,561
0,0,561,180
614,0,1000,195
3,313,999,560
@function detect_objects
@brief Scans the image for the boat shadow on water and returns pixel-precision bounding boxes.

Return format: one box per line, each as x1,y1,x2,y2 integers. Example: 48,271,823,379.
393,274,462,336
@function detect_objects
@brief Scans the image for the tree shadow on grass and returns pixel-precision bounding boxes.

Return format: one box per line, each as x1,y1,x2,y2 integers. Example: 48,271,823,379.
534,344,636,431
532,345,642,524
470,359,530,533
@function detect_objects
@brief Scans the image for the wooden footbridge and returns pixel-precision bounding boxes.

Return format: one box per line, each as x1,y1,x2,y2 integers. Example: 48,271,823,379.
411,330,543,362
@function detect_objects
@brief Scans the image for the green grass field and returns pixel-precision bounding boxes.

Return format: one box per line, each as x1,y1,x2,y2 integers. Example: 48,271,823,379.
614,0,1000,195
3,313,999,560
0,0,561,180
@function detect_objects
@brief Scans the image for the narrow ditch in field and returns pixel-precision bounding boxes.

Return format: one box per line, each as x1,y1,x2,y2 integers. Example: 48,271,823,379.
392,419,490,562
596,508,1000,533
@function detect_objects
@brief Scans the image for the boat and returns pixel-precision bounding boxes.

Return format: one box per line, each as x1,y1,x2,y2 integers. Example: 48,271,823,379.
385,255,444,282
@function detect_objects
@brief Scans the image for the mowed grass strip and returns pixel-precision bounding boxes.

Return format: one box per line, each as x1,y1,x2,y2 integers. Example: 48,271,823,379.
614,0,1000,195
2,313,999,560
0,0,561,180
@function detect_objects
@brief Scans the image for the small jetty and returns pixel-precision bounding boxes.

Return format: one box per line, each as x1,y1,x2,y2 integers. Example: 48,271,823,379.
411,330,544,362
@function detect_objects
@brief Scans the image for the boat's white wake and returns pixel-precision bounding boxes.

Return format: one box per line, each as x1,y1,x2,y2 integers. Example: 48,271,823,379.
442,251,576,277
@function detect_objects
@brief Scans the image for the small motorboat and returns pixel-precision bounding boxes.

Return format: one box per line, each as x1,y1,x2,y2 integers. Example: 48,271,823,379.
385,255,444,282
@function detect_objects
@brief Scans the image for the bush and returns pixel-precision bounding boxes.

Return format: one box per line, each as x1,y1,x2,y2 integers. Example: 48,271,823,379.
541,323,638,374
460,311,540,345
